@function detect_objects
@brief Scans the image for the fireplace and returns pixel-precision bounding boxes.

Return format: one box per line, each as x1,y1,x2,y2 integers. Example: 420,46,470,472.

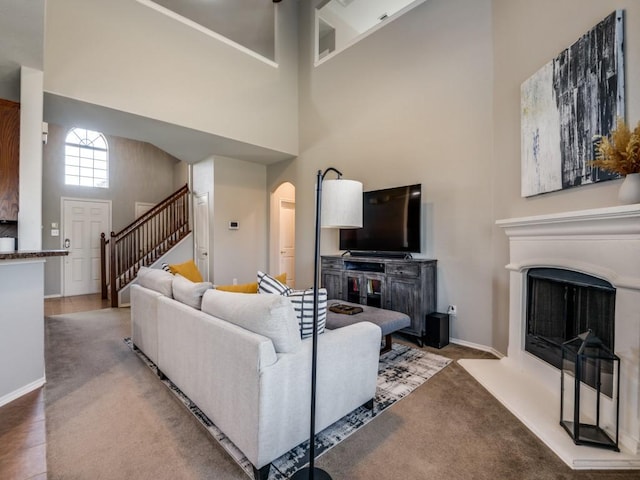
525,268,615,382
460,205,640,469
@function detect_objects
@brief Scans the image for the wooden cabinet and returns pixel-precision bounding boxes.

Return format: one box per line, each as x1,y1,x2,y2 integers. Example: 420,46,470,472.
0,99,20,221
321,255,437,344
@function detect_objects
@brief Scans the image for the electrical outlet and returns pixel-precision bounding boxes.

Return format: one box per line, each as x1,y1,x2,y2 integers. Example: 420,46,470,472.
447,305,457,315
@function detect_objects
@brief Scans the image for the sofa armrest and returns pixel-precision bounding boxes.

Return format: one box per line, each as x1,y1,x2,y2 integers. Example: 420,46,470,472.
131,284,164,364
255,321,381,468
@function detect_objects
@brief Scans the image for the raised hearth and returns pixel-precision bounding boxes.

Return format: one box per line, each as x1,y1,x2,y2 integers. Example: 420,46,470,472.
460,204,640,469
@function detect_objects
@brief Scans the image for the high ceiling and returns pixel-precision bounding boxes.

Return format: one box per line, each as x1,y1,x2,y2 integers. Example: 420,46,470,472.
148,0,275,60
0,0,291,165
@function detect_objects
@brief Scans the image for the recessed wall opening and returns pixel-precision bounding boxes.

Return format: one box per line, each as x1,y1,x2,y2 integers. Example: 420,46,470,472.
526,268,616,394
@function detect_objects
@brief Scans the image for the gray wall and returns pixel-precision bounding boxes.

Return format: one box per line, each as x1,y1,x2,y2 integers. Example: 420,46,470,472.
268,0,640,354
42,123,181,296
270,0,495,349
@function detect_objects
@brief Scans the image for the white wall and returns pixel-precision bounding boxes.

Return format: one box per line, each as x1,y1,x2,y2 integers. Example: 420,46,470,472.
43,0,299,157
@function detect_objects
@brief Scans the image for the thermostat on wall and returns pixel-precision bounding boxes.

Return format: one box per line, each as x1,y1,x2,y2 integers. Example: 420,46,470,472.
228,221,239,230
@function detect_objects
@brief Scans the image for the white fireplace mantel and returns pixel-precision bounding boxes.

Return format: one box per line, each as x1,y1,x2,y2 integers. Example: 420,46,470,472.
461,204,640,470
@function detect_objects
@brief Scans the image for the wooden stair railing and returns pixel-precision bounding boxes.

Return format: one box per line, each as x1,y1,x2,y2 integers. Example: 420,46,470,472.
101,184,190,307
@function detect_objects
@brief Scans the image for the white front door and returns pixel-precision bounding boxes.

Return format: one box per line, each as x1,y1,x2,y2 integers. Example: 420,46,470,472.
279,199,295,287
62,198,111,296
194,192,210,281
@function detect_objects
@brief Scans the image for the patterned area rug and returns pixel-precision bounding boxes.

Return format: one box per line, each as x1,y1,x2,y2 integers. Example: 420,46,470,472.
124,338,451,479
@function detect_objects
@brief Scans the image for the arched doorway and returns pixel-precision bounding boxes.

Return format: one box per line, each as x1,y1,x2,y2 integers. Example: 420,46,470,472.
270,182,295,287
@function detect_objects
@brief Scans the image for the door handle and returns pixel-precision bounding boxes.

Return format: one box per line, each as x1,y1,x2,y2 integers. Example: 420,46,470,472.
202,252,208,256
64,238,71,249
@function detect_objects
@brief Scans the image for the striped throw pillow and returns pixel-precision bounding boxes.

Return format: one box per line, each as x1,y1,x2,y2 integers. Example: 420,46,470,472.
257,271,292,295
286,288,327,339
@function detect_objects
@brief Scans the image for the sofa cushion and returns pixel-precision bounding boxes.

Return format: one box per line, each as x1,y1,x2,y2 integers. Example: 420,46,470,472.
137,266,174,297
169,259,204,283
287,288,328,339
257,271,291,295
172,274,212,310
201,289,301,353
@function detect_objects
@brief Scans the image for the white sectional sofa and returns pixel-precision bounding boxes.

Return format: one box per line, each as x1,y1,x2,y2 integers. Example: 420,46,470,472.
130,268,381,480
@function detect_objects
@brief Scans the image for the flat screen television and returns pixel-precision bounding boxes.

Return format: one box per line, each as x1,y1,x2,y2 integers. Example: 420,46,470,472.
339,184,421,254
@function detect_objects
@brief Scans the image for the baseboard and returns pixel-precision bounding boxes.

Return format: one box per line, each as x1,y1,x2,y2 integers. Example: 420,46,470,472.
450,337,504,359
0,377,46,408
44,293,62,299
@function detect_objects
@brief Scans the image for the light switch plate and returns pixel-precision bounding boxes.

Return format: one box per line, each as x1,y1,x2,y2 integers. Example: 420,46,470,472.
51,229,60,237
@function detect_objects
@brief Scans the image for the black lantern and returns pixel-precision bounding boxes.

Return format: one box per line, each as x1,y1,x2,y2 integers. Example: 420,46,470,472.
560,330,620,451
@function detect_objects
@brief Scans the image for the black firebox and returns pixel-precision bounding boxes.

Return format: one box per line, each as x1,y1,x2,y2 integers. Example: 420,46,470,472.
525,268,616,381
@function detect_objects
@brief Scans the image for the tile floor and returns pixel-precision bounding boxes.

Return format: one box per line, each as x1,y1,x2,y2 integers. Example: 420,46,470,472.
0,294,108,480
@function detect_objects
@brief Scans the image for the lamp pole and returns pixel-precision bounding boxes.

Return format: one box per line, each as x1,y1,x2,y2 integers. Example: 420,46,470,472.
291,168,341,480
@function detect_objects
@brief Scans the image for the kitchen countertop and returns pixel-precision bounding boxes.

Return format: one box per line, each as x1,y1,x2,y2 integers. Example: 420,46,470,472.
0,249,68,261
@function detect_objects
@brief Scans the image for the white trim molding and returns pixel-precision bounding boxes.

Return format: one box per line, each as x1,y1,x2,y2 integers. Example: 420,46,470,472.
0,377,45,408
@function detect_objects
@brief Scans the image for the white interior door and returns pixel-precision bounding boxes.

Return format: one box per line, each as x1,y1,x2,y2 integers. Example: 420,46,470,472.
135,201,155,218
279,199,295,287
62,198,111,297
194,192,210,281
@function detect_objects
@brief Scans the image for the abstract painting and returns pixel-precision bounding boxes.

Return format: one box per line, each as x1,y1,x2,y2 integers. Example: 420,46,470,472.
521,10,624,197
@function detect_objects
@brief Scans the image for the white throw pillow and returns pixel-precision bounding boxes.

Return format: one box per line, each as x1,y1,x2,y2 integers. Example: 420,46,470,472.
172,274,212,310
287,288,327,339
201,289,301,354
257,270,292,295
137,266,174,298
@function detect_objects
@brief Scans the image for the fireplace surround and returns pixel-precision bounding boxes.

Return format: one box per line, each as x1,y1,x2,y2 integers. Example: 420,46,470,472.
460,204,640,469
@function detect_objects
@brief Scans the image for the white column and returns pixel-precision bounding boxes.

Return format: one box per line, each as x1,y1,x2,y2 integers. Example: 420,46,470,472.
18,66,44,251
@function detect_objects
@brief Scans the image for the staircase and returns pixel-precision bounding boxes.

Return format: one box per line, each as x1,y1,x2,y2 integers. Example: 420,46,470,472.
101,184,190,307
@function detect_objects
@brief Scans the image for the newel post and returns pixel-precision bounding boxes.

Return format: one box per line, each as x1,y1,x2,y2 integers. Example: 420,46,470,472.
110,231,117,308
100,233,107,300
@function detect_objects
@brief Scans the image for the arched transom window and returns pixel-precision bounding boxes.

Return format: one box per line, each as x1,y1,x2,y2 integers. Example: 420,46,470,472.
64,127,109,188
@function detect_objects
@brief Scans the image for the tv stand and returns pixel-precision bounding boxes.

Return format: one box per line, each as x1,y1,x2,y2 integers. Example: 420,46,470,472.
343,250,414,260
321,255,437,346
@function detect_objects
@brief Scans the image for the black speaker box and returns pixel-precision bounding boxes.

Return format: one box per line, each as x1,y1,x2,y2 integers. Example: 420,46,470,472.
425,312,449,349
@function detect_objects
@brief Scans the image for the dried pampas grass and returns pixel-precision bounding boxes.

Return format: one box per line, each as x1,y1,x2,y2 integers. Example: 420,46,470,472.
591,118,640,175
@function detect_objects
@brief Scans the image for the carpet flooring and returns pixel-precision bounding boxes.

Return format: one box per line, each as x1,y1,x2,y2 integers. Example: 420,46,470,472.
44,308,640,479
125,337,451,479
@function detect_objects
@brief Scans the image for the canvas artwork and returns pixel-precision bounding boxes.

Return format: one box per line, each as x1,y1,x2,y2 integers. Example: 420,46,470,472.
521,10,624,197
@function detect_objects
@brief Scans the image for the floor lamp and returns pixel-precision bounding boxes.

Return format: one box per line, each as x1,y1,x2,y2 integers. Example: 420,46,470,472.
291,168,362,480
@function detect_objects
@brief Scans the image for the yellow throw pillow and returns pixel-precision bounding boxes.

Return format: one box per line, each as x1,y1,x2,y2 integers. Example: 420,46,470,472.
216,273,287,294
216,281,259,293
168,259,204,283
